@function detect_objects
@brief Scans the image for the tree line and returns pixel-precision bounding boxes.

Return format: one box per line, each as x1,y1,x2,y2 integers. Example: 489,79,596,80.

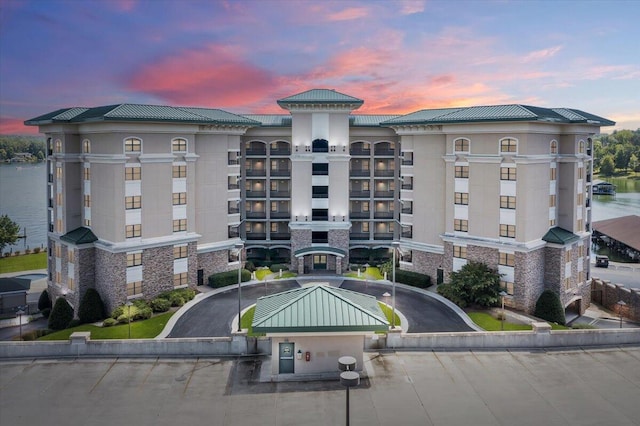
593,129,640,176
0,135,46,162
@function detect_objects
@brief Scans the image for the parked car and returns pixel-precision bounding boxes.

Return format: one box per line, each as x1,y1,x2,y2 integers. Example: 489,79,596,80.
595,255,609,268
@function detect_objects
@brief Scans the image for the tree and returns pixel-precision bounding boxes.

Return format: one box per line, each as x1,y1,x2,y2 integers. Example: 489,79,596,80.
48,298,74,330
599,154,615,176
534,290,565,325
629,153,639,172
78,288,106,324
0,215,20,254
437,261,502,308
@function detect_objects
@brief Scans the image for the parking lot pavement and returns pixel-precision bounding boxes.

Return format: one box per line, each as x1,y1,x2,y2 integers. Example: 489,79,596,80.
2,347,639,425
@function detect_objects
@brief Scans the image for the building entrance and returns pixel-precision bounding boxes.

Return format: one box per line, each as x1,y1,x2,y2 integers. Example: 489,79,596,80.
313,255,327,270
278,342,295,374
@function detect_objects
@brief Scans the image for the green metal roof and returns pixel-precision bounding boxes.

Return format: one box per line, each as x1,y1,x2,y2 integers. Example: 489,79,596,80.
350,115,401,126
542,227,580,245
252,284,388,333
294,247,346,258
60,227,98,245
277,89,364,106
25,104,260,127
0,277,31,293
382,105,615,126
242,114,292,127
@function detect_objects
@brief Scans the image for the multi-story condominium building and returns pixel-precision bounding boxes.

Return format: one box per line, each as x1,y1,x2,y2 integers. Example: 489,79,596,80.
26,89,613,315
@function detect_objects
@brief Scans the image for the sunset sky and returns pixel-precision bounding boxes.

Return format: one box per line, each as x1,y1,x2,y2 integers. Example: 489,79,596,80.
1,0,639,135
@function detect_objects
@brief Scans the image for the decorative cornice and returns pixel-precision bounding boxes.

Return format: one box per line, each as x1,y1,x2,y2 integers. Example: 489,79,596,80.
95,233,201,253
84,154,128,164
138,153,175,163
440,233,547,252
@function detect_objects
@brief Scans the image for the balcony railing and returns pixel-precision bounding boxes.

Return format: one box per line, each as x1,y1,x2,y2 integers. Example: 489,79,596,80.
228,207,240,214
228,158,240,165
246,169,266,177
401,159,414,166
350,148,371,156
245,212,267,219
245,148,267,156
228,229,239,238
373,232,394,240
374,148,395,156
350,232,370,240
374,191,394,198
349,190,370,198
350,211,370,219
350,169,370,177
228,183,239,190
270,232,291,240
401,184,413,190
48,199,53,208
245,191,266,198
374,169,395,177
401,207,413,214
270,148,291,156
270,211,290,219
270,169,291,177
270,190,291,198
48,174,54,183
246,233,267,240
374,212,394,219
402,230,413,238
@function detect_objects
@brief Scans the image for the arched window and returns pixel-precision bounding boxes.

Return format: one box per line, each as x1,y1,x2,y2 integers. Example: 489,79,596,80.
500,138,517,154
82,139,91,153
312,139,329,153
172,138,187,152
124,137,142,153
54,139,62,153
454,138,469,153
550,140,558,154
579,140,585,154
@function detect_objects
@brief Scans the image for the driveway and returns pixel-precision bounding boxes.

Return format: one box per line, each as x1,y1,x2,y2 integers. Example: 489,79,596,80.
167,278,474,338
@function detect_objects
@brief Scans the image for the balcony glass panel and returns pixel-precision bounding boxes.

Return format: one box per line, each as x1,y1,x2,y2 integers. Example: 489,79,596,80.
373,232,394,240
246,233,266,240
270,232,291,240
350,211,370,219
245,191,266,198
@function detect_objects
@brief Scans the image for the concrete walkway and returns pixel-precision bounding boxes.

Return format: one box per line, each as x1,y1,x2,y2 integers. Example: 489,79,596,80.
2,347,639,425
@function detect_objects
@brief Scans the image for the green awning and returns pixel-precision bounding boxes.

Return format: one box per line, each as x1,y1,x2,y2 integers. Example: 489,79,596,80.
60,227,98,245
542,227,580,245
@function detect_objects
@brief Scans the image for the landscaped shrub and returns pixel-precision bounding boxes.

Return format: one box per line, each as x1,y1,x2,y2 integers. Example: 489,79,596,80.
395,270,432,289
168,293,185,307
111,306,124,319
40,308,51,319
117,314,130,324
78,288,106,324
150,298,171,312
437,262,501,308
48,298,74,330
21,329,51,340
174,288,195,302
134,306,153,320
33,247,41,254
534,290,566,325
102,318,117,327
269,264,289,273
207,269,251,288
38,290,52,312
244,261,256,272
68,319,81,328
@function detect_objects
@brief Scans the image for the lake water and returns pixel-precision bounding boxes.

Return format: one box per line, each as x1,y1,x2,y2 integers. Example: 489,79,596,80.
0,163,639,255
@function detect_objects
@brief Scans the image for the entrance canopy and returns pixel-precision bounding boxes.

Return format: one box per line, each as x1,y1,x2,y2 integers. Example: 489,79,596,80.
252,284,388,334
293,247,346,258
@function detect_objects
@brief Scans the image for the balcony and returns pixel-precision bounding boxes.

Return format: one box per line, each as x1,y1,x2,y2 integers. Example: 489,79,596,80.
228,229,239,238
228,206,240,214
270,190,291,198
350,169,370,177
48,199,53,208
246,169,266,177
349,190,370,198
373,232,394,240
401,206,413,214
350,148,371,156
48,174,54,183
374,148,395,156
350,232,370,240
402,229,413,239
246,212,267,219
228,183,239,190
374,169,395,177
374,211,395,219
401,158,413,166
270,232,291,240
270,168,291,177
245,191,266,198
245,148,267,156
270,211,290,219
49,224,54,232
374,190,394,198
270,147,291,156
350,211,370,219
246,233,267,240
401,184,413,190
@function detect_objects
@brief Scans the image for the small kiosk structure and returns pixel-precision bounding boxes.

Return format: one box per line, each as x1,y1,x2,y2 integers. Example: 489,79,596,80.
252,284,388,376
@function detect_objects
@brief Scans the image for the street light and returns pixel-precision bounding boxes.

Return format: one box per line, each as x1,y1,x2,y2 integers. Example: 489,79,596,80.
235,242,244,332
16,306,26,340
617,300,627,329
391,241,400,329
338,356,359,426
125,301,133,339
499,291,507,331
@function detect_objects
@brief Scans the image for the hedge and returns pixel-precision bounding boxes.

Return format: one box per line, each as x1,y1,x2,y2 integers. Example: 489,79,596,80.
78,288,106,324
394,269,432,289
534,290,566,325
269,264,289,273
48,298,74,330
208,268,252,288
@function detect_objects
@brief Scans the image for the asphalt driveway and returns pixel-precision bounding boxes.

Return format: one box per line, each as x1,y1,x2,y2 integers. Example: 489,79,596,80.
167,278,473,337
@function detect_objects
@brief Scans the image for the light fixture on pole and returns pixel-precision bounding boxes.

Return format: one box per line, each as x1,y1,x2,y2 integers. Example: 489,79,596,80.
235,242,244,332
125,301,133,339
338,356,359,426
617,300,626,329
16,306,26,340
499,291,507,331
391,242,400,329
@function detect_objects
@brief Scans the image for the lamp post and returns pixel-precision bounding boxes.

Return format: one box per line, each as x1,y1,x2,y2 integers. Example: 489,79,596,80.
338,356,359,426
235,242,244,332
391,242,400,329
499,291,507,331
16,306,26,340
125,301,133,339
617,300,626,329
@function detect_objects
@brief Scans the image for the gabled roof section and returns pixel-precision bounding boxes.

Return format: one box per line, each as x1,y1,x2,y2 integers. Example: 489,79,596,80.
592,215,640,252
278,89,363,105
542,227,580,245
0,277,31,293
242,114,292,127
60,227,98,245
25,104,260,127
252,284,388,333
382,104,615,126
350,115,401,126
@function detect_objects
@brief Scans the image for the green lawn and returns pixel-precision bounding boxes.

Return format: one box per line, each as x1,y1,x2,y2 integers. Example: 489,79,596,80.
0,252,47,273
240,305,264,337
378,302,401,328
255,269,271,281
345,266,384,280
38,312,174,340
467,312,569,331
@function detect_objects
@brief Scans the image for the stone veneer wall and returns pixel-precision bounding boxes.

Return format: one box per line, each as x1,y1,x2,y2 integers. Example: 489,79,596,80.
442,241,454,282
186,242,198,288
142,245,174,299
543,246,564,295
467,245,499,268
76,247,96,318
290,228,312,271
514,248,545,314
197,249,233,281
328,229,350,268
95,248,126,314
405,250,443,284
591,278,640,322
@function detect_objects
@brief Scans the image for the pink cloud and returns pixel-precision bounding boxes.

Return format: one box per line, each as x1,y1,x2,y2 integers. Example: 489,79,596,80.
522,45,563,63
326,7,370,21
399,0,425,15
0,117,39,135
127,44,278,107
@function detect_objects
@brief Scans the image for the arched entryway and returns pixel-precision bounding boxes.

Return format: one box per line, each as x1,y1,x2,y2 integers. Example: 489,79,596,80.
294,247,346,274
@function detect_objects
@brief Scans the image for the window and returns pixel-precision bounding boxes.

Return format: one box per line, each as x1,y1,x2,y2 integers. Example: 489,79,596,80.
55,272,61,284
362,222,369,232
578,167,584,179
500,167,516,181
83,139,91,153
127,281,143,297
312,139,329,153
500,138,517,153
172,165,186,178
125,195,142,209
500,281,514,295
84,194,91,208
550,167,556,180
125,224,141,238
84,219,91,227
124,138,141,153
173,245,188,259
172,192,186,205
550,140,558,154
564,277,571,290
54,139,62,153
125,167,141,181
127,252,142,267
83,166,90,181
56,166,63,179
312,186,328,198
55,219,63,233
500,196,516,209
68,277,75,291
453,245,467,258
172,138,187,152
577,193,583,205
270,223,278,233
579,140,585,154
578,271,584,283
499,252,515,267
362,201,370,212
549,218,556,227
577,219,584,232
173,272,188,287
500,224,516,238
455,165,469,178
455,192,469,205
56,193,63,206
173,219,187,232
68,249,75,263
312,163,329,175
454,219,468,232
549,195,556,207
454,138,469,152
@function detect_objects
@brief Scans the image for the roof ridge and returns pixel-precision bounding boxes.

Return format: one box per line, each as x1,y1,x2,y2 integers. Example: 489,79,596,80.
323,286,389,324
